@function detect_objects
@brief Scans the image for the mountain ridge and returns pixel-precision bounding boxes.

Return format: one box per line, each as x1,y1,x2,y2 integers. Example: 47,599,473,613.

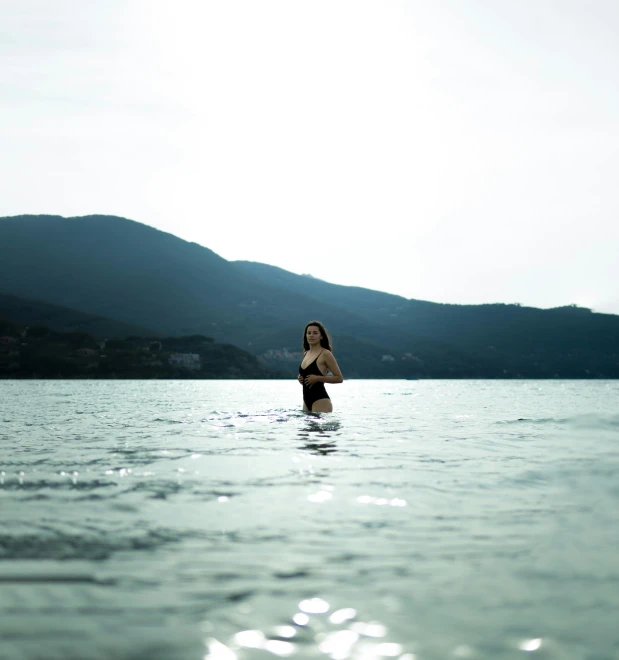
1,213,618,378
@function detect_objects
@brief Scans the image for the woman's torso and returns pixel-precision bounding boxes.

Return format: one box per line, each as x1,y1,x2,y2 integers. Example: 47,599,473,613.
299,350,327,376
299,350,329,406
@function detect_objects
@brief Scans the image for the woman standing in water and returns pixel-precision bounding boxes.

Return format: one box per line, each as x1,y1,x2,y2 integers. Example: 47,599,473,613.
297,321,343,412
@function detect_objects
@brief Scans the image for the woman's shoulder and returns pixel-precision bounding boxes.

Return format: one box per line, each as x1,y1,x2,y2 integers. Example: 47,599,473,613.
320,348,334,357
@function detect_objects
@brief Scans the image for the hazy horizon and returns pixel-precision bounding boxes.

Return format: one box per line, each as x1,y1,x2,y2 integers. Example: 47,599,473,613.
2,1,618,313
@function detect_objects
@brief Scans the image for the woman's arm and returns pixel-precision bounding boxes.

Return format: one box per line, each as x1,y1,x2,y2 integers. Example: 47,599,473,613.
298,351,306,384
324,351,343,383
305,350,343,387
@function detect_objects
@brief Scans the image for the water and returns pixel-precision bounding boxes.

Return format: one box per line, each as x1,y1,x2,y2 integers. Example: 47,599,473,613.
1,380,618,660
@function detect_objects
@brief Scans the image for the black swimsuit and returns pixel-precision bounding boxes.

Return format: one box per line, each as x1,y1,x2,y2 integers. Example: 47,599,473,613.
299,350,330,410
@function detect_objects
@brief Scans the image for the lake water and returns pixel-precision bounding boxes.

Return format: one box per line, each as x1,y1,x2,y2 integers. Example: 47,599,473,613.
1,379,618,660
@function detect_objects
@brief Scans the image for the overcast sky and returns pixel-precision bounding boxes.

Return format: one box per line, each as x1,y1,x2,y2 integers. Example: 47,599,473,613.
2,0,618,313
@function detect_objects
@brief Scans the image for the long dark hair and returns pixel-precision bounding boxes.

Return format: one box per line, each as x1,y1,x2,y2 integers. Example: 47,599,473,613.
302,320,333,352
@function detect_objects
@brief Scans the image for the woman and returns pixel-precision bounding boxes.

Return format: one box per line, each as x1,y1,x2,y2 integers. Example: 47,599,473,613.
297,321,343,413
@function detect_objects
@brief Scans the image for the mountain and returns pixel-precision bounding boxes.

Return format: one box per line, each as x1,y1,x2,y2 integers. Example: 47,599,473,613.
235,260,618,351
0,292,155,338
0,214,394,348
1,214,618,378
235,260,619,376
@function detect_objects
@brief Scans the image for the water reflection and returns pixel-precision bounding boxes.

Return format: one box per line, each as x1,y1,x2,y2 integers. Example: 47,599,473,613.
205,596,413,660
297,417,342,456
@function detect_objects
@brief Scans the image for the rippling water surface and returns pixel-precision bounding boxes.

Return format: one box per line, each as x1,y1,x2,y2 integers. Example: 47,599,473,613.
1,379,619,660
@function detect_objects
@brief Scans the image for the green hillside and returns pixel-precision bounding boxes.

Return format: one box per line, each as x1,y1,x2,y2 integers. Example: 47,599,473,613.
235,261,619,378
0,214,392,347
1,214,618,378
0,317,279,379
0,292,155,338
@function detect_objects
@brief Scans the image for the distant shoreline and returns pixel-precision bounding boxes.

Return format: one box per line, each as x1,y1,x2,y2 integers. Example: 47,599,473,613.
3,376,618,381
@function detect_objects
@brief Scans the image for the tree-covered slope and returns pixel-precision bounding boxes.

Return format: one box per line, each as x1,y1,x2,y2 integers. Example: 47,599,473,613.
1,214,618,378
0,292,155,338
0,215,392,347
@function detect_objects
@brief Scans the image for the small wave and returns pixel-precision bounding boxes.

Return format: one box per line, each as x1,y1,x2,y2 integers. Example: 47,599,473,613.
496,414,619,430
569,413,619,430
0,528,204,561
0,574,114,584
0,479,116,491
495,417,569,425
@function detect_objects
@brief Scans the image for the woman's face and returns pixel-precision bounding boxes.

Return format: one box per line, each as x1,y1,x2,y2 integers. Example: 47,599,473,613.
306,325,322,347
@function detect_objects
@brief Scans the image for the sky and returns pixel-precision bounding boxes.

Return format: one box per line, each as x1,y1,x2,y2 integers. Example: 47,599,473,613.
1,0,618,313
